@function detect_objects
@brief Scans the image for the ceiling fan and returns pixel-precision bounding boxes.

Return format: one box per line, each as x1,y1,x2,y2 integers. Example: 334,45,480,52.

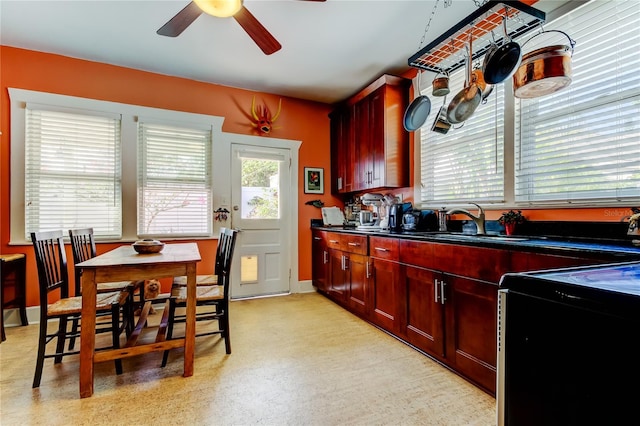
157,0,326,55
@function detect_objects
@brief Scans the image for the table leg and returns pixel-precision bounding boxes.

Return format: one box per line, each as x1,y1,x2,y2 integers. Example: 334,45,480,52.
183,262,196,377
79,269,97,398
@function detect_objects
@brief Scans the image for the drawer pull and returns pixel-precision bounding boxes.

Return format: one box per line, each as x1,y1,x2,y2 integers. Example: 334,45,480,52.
329,239,339,244
348,242,360,246
313,236,321,240
374,247,388,252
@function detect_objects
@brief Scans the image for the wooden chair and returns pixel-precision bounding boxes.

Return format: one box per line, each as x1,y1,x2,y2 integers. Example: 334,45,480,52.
68,228,141,342
31,230,130,388
161,227,238,366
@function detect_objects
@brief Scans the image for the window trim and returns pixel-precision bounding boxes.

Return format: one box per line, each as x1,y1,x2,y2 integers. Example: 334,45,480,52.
9,88,224,244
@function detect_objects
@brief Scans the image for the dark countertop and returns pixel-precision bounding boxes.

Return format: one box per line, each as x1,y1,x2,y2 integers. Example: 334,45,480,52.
313,226,640,259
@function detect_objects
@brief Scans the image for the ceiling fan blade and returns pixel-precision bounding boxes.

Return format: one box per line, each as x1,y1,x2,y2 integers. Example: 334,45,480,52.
157,1,203,37
234,6,282,55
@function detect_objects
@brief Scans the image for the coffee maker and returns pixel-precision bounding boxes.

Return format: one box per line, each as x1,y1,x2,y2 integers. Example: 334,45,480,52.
388,202,412,232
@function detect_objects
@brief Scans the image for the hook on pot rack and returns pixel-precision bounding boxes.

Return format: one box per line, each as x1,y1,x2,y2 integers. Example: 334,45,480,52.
408,1,545,76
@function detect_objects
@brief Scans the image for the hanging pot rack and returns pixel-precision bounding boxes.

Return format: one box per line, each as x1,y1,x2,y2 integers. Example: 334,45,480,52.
408,1,545,75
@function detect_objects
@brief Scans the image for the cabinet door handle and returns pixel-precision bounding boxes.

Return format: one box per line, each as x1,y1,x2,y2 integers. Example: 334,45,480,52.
341,255,345,270
313,236,321,240
337,177,343,190
323,250,328,264
348,242,360,247
366,261,370,278
440,280,446,305
434,279,439,303
374,247,388,252
344,256,349,270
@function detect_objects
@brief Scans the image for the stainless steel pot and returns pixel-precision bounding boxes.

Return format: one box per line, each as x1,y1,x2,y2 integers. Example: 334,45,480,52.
513,30,575,99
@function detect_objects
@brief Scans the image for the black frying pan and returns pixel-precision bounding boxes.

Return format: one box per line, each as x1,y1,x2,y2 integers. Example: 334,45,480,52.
484,18,521,85
403,71,431,132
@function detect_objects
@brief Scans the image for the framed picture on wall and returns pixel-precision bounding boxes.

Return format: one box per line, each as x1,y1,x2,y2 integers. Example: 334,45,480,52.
304,167,324,194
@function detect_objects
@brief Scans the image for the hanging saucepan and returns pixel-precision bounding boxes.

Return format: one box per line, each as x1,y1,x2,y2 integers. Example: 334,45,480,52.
403,70,431,132
483,17,522,85
432,70,450,97
431,96,451,134
513,29,576,99
447,37,482,124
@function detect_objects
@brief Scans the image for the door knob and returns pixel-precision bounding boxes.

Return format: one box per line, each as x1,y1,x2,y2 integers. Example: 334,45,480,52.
233,205,239,211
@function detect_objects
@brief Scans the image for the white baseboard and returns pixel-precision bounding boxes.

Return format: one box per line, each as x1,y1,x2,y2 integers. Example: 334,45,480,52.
292,279,315,294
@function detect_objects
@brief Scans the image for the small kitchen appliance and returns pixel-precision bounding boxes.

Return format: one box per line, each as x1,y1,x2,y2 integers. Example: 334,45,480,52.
389,202,413,232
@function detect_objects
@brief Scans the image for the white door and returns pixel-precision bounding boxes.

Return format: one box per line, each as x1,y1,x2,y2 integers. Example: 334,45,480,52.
230,144,292,298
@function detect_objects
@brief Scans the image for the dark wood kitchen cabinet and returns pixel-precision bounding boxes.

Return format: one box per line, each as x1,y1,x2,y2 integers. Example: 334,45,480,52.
329,104,355,194
311,230,330,293
368,236,401,334
312,229,640,396
324,233,370,316
329,74,410,194
399,240,505,394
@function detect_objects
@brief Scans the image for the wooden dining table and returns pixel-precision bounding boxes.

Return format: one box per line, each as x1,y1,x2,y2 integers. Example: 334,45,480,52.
77,242,201,398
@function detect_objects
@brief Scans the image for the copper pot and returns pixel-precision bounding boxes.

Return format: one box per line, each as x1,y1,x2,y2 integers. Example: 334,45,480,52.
513,30,575,99
432,71,450,97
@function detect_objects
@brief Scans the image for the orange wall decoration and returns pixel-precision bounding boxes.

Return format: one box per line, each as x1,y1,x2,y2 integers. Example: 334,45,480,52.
0,46,342,307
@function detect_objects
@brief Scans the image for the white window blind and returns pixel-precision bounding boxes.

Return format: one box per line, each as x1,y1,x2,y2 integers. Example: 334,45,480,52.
24,108,122,239
419,66,505,203
515,0,640,204
137,121,212,237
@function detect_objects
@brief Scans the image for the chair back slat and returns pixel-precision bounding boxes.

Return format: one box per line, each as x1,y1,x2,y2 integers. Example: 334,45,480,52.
68,228,97,295
217,228,238,300
31,230,70,314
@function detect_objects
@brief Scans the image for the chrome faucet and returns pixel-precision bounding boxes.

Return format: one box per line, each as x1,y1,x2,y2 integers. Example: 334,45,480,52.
446,203,486,235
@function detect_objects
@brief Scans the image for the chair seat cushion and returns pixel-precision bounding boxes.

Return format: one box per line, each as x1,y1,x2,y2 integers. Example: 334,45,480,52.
170,284,223,303
172,274,217,286
48,291,128,316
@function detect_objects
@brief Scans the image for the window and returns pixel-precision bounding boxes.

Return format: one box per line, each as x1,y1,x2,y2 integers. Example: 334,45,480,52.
24,107,122,239
515,0,640,204
10,88,224,243
418,0,640,208
137,121,213,237
419,66,505,203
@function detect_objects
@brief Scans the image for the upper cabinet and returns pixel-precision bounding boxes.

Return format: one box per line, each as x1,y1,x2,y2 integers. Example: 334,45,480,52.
330,74,411,194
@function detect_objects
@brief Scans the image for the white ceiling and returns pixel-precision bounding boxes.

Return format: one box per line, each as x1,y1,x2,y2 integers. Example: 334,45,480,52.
0,0,564,104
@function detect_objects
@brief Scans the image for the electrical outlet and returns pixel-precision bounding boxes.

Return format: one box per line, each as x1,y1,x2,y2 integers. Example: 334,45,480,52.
395,194,403,203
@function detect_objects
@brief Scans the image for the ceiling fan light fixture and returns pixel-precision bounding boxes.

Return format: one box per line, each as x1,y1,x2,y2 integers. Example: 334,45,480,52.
194,0,242,18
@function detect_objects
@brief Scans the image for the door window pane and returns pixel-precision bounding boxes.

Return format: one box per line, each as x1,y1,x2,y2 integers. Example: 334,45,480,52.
241,158,280,219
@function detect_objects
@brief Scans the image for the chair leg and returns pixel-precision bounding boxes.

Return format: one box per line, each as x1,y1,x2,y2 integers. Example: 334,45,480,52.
161,298,177,368
33,320,48,388
222,308,231,355
68,316,80,350
54,317,68,364
111,304,123,375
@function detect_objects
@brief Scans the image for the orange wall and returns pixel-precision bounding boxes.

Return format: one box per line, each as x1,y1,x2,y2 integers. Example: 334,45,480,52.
1,46,342,307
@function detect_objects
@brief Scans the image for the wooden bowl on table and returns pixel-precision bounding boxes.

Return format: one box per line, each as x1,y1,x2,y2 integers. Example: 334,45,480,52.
132,239,165,254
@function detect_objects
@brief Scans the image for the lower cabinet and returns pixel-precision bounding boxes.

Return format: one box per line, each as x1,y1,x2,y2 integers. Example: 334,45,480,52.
443,273,497,393
402,265,445,357
345,252,369,317
369,257,401,334
311,231,329,293
312,230,637,396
